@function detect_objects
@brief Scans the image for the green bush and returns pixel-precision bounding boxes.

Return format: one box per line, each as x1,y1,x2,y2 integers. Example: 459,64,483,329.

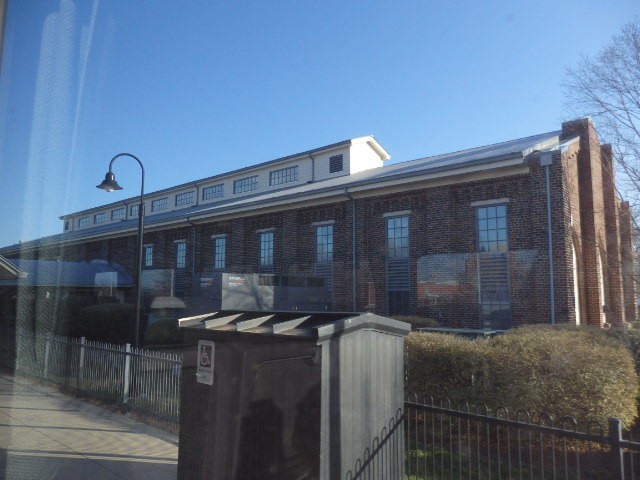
144,318,181,346
406,325,639,427
405,332,488,404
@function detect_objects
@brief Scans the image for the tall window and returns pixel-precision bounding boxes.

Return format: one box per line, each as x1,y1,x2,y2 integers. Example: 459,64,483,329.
270,166,298,186
175,191,195,207
129,204,139,217
316,225,333,263
78,217,89,228
315,224,334,292
234,176,258,194
175,240,187,298
94,212,107,224
477,204,511,329
387,216,409,259
202,184,224,200
259,231,274,272
111,207,126,221
387,215,410,316
151,197,168,212
214,236,226,270
144,244,153,267
176,241,187,269
478,205,508,253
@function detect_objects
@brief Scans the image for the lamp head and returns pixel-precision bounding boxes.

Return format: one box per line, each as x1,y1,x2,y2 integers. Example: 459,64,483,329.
97,171,123,192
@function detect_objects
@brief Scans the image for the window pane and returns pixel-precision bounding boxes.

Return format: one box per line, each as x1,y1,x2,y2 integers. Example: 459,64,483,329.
202,184,224,200
269,166,298,186
214,237,226,270
387,216,409,259
176,241,186,269
477,204,511,328
316,225,333,263
175,191,195,207
260,232,274,267
234,176,258,194
111,207,125,221
144,245,153,267
152,197,168,212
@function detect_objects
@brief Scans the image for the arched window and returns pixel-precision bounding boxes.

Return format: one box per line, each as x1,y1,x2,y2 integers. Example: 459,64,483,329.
572,242,581,325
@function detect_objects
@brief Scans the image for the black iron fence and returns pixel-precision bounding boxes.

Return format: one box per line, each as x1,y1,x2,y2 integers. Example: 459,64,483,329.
347,397,640,480
345,410,405,480
404,394,640,480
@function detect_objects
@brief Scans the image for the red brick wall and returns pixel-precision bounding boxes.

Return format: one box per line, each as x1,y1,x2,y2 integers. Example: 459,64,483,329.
619,201,637,321
601,144,625,325
560,118,631,326
8,118,634,329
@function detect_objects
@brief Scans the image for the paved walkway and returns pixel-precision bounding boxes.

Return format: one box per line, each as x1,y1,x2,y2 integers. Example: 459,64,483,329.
0,373,178,480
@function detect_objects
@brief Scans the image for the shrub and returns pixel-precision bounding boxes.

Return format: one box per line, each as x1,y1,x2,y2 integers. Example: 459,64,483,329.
391,315,440,329
145,318,181,346
406,325,639,427
76,303,136,344
54,294,98,336
405,332,488,404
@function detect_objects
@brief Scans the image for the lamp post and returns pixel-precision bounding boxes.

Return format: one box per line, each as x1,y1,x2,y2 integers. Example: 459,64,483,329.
97,153,145,348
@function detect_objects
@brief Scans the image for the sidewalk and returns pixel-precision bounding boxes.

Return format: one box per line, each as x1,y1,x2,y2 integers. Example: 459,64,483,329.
0,373,178,480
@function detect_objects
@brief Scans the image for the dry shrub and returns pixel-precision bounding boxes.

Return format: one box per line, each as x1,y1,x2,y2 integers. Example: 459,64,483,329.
405,332,488,405
406,325,638,427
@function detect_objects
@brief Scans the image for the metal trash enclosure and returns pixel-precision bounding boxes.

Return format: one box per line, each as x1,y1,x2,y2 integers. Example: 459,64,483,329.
177,310,410,480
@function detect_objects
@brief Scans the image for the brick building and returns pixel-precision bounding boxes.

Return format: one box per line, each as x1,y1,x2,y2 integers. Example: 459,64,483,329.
1,117,635,330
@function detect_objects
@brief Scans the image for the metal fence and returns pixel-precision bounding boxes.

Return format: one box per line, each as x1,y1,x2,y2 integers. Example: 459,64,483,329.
14,329,182,428
345,410,406,480
404,394,640,480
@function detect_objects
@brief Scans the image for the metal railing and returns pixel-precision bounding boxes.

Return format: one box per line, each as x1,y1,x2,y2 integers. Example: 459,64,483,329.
14,329,182,428
346,397,640,479
345,410,406,480
404,394,640,480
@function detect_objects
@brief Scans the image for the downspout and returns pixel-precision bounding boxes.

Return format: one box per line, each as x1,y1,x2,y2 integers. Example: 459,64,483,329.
309,153,316,182
344,188,357,311
187,219,197,274
540,152,556,325
193,182,200,207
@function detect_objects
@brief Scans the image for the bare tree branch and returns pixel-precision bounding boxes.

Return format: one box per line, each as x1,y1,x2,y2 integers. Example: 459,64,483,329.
565,19,640,205
564,18,640,287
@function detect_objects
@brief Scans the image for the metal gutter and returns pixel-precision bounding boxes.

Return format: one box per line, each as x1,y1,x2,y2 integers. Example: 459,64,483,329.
344,188,357,311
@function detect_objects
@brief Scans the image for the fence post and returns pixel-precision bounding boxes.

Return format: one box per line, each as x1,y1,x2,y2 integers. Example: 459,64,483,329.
77,336,86,392
123,343,131,406
43,333,51,380
609,418,625,479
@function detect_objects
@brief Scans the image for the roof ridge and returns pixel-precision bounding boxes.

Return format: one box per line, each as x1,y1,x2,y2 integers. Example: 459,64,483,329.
396,129,562,166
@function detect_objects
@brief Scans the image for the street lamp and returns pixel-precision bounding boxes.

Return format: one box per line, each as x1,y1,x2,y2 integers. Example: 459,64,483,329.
97,153,145,347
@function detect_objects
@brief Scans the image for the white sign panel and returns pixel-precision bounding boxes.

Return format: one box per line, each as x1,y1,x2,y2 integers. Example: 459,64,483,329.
196,340,215,385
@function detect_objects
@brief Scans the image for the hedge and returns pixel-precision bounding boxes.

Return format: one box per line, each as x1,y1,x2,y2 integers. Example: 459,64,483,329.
406,325,639,428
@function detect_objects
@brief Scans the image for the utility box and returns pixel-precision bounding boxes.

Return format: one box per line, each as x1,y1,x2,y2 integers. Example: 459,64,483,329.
177,310,410,480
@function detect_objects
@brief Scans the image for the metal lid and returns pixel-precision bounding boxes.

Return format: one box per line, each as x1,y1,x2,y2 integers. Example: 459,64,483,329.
178,310,411,340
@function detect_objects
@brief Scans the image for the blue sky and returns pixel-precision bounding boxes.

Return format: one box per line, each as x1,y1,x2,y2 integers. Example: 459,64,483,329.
0,0,638,248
